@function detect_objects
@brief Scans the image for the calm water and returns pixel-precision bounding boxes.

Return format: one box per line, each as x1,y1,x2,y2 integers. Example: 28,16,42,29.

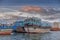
0,31,60,40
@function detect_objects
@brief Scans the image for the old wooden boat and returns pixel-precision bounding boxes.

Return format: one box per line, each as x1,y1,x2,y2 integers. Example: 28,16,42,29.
0,29,13,35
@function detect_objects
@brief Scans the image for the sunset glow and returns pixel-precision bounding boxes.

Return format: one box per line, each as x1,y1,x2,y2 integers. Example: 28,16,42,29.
21,6,42,12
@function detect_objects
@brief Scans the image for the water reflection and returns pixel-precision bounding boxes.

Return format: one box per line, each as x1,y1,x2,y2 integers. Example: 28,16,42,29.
0,32,60,40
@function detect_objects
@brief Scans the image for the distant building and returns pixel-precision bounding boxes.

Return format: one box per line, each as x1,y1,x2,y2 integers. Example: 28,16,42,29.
52,22,60,28
51,22,60,31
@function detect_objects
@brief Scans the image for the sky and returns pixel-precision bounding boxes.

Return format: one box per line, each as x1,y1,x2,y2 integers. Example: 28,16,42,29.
0,0,60,7
0,0,60,24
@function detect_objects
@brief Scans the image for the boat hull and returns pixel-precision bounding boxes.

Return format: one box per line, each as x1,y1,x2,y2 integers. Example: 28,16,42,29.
24,27,50,33
0,29,13,35
51,28,60,31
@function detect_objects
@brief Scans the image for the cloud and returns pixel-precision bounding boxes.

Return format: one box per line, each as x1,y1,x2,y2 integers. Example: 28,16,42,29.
0,7,60,23
37,7,60,21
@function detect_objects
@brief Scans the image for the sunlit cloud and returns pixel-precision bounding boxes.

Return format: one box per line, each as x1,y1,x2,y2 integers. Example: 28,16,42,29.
0,6,60,23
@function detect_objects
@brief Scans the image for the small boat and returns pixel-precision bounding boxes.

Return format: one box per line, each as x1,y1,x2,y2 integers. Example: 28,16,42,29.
0,29,13,35
51,28,60,31
13,17,51,33
51,22,60,31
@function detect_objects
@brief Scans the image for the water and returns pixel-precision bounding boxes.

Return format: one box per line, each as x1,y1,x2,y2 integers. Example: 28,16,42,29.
0,31,60,40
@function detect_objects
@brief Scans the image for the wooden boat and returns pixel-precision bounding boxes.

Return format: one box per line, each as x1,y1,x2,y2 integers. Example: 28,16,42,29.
14,17,51,33
51,28,60,31
0,29,13,35
51,22,60,31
